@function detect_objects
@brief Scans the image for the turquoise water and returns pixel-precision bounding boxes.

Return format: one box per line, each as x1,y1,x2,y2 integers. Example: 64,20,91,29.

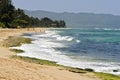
55,28,120,62
12,28,120,75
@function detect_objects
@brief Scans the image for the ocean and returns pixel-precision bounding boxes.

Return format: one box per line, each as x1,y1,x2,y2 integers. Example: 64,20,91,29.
12,28,120,75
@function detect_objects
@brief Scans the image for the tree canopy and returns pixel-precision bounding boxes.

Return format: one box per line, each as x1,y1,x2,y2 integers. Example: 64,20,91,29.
0,0,66,28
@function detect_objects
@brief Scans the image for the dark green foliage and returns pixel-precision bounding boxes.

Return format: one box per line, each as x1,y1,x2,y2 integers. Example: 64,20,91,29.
0,0,66,28
40,17,53,27
0,0,15,28
39,17,66,28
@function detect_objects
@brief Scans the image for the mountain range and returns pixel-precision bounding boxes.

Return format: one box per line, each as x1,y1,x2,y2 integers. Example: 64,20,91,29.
25,10,120,28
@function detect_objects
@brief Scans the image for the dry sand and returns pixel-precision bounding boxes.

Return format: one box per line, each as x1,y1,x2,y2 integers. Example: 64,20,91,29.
0,28,100,80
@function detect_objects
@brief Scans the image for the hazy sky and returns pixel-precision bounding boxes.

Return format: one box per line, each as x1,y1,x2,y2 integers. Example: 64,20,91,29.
13,0,120,15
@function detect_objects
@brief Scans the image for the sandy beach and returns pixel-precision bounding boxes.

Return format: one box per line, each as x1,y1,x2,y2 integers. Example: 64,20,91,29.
0,28,100,80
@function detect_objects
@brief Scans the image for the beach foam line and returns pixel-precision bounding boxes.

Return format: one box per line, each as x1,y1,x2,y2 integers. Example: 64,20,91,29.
11,29,120,76
13,47,120,76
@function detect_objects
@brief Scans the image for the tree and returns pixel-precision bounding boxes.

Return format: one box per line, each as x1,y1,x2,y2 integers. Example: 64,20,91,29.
59,20,66,27
0,0,66,28
0,0,15,27
12,19,28,28
0,0,14,18
1,13,12,27
29,17,40,27
40,17,53,27
53,21,59,27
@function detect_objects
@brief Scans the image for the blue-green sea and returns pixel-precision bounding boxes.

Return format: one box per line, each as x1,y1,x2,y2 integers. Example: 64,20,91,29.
12,28,120,75
56,28,120,62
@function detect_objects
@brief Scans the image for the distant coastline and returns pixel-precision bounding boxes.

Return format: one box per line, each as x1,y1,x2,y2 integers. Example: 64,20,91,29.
25,10,120,28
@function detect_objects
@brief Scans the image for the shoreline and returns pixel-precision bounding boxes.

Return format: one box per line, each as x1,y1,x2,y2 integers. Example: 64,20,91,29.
14,28,120,76
0,28,100,80
0,28,120,80
0,28,46,57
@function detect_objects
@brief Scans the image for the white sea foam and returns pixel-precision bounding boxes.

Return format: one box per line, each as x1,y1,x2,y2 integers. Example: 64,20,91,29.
15,44,120,75
76,40,80,43
95,28,120,31
11,30,120,76
56,36,74,41
31,30,74,42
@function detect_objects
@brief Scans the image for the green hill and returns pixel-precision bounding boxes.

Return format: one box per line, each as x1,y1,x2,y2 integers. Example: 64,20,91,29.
25,10,120,28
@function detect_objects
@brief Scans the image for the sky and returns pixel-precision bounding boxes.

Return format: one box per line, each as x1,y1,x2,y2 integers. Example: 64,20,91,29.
12,0,120,15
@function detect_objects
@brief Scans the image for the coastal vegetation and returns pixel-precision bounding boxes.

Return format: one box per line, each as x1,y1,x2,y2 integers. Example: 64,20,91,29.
11,55,59,66
95,72,120,80
0,0,66,28
11,55,94,74
12,55,120,80
0,36,31,47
